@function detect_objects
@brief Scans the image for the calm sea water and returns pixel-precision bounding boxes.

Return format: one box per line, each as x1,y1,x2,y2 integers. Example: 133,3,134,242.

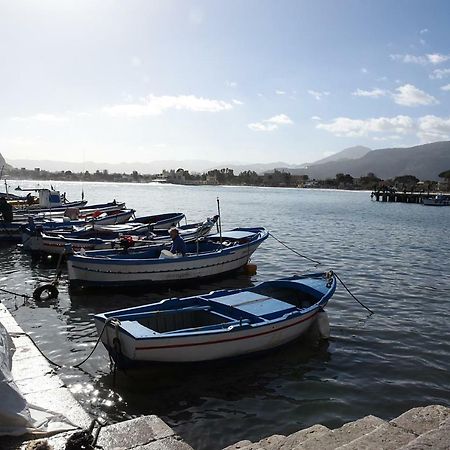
1,180,450,450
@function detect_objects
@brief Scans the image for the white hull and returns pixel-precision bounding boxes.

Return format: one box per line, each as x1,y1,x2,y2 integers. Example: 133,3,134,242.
68,242,262,286
97,310,318,362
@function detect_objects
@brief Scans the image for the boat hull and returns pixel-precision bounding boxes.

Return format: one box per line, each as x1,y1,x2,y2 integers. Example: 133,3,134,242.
68,240,264,287
98,309,319,363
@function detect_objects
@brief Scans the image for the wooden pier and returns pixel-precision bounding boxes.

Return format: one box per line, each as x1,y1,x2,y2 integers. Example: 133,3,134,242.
371,191,428,204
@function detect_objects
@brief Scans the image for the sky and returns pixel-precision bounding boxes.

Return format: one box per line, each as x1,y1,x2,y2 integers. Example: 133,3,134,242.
1,0,450,165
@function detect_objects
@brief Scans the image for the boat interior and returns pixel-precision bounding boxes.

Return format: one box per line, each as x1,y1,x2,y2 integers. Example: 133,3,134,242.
127,280,324,335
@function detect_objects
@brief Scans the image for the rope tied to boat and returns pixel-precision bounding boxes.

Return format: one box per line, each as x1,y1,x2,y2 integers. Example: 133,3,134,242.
334,272,374,315
269,232,321,266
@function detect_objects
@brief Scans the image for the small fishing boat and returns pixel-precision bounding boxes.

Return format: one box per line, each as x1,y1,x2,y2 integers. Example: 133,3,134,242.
67,227,268,288
131,212,185,229
22,216,218,255
93,271,336,365
422,194,450,206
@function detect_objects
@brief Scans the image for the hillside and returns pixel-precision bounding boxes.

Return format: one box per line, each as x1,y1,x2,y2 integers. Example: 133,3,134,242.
309,145,372,166
286,141,450,181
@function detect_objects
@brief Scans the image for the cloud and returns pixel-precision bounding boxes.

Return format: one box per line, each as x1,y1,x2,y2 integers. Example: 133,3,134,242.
307,90,330,100
131,56,142,67
352,88,387,98
430,68,450,79
232,99,244,105
419,28,429,35
361,67,368,74
248,114,293,132
11,113,68,123
316,115,414,137
275,90,286,95
441,84,450,91
392,84,438,106
390,53,450,65
103,94,234,117
225,81,237,88
417,115,450,141
317,113,450,142
311,115,322,121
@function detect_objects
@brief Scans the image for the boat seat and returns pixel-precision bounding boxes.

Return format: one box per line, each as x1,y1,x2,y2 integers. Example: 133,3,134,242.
218,292,296,319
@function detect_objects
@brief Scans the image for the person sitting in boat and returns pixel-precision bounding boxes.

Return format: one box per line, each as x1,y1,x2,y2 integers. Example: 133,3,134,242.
169,227,186,256
0,197,13,223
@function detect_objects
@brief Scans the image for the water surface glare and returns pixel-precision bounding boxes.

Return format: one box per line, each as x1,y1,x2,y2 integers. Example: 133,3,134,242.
2,181,450,449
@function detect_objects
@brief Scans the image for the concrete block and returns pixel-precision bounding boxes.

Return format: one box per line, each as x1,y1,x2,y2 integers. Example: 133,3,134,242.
136,436,194,450
11,336,41,360
11,355,54,381
391,404,450,435
280,424,330,450
399,420,450,450
336,423,416,450
222,440,253,450
15,373,64,395
257,434,286,450
25,386,92,429
96,415,174,449
299,415,386,450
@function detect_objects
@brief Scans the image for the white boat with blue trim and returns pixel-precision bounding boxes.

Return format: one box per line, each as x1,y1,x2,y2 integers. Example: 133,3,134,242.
93,271,336,365
67,227,268,288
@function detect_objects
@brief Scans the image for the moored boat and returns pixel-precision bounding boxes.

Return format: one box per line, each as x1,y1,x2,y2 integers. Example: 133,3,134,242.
422,194,450,206
67,227,269,288
22,216,218,255
93,271,336,365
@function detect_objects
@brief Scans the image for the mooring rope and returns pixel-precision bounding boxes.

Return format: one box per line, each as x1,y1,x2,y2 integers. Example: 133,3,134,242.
269,232,373,314
8,318,115,371
0,286,32,299
269,232,322,266
334,272,374,315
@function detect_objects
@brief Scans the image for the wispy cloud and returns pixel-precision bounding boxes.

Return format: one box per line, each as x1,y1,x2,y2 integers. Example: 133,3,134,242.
232,99,244,105
11,113,68,123
248,114,293,132
441,84,450,91
352,88,387,98
390,53,450,65
317,113,450,142
131,56,142,67
430,68,450,79
361,67,368,74
316,115,414,137
103,94,234,117
311,115,322,121
392,84,438,106
275,90,286,95
225,80,237,88
307,90,330,100
418,115,450,141
419,28,429,35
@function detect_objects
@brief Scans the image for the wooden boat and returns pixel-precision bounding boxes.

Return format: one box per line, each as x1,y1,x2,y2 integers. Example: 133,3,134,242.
422,195,450,206
93,271,336,365
67,227,269,288
22,216,218,255
131,212,185,229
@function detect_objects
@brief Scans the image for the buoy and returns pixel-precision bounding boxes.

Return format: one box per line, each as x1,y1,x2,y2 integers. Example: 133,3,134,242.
243,263,257,275
316,310,330,339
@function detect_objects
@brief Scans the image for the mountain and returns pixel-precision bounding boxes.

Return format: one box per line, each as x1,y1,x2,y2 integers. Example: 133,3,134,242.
0,152,11,170
285,141,450,180
7,158,305,175
309,145,372,166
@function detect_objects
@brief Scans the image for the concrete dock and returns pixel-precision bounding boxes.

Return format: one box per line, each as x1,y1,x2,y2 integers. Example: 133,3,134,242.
0,302,193,450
